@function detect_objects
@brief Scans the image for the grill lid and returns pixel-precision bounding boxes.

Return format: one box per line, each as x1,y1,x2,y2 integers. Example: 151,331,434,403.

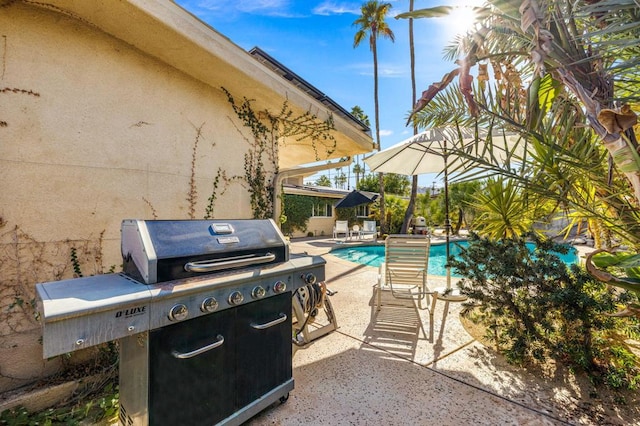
122,219,289,284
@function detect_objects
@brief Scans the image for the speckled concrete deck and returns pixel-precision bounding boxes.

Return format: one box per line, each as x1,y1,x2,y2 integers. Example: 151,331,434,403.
245,237,637,426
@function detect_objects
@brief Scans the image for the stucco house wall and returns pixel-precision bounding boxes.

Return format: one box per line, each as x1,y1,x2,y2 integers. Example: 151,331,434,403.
305,217,339,238
0,1,372,395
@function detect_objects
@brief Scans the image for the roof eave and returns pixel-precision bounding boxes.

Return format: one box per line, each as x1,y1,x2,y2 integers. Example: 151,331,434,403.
38,0,373,167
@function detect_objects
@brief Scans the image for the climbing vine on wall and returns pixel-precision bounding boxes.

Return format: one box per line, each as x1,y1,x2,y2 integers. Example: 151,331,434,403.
281,194,315,235
204,168,231,220
281,194,338,235
222,87,337,219
187,123,205,219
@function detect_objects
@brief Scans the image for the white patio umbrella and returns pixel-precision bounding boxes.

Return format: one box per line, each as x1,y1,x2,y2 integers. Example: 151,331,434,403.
364,126,521,298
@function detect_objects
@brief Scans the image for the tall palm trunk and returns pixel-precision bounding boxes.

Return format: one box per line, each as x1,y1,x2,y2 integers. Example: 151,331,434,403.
401,0,417,234
353,1,395,235
372,34,387,234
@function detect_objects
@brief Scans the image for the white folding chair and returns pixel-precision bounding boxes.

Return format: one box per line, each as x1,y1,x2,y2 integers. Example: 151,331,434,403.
332,220,349,239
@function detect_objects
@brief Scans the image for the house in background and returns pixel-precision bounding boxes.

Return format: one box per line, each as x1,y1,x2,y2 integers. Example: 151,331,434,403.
0,0,372,405
281,177,378,238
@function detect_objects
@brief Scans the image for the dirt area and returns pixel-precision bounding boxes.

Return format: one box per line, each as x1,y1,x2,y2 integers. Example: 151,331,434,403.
459,314,640,425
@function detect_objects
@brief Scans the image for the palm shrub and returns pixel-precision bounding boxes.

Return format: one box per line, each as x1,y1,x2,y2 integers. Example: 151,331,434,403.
450,232,640,390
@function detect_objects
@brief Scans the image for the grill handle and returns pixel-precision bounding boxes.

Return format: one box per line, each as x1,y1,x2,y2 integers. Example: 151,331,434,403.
171,334,224,359
184,253,276,273
251,313,288,330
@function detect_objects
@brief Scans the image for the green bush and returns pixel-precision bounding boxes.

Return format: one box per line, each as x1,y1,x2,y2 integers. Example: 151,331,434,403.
450,232,640,391
281,194,314,235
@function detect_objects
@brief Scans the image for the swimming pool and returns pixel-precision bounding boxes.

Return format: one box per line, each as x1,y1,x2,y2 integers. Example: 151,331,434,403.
330,241,579,277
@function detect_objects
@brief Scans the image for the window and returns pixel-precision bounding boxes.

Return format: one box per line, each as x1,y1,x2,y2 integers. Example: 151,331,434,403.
311,201,333,217
356,204,370,218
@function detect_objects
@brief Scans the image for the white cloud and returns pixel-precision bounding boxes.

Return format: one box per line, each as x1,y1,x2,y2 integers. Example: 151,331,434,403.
193,0,298,17
379,66,404,78
313,1,361,16
348,62,405,79
379,129,393,137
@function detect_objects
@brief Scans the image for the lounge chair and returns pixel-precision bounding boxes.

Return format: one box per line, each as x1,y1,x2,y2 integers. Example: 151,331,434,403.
374,235,437,321
361,220,377,239
333,220,349,239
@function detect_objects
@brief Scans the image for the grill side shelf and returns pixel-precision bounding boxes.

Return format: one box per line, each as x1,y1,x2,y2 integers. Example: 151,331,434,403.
36,273,153,358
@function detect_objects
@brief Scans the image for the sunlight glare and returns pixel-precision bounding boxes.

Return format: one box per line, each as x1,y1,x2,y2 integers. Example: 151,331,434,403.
444,6,480,39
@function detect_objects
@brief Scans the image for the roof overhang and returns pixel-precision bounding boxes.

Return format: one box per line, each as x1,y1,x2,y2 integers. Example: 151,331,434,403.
283,184,351,199
33,0,374,168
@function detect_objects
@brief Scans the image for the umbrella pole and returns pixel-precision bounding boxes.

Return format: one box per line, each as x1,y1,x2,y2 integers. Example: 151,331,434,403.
444,145,451,290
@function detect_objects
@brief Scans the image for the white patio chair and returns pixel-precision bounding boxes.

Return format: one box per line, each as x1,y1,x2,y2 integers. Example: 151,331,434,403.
361,220,377,239
374,235,437,322
333,220,349,239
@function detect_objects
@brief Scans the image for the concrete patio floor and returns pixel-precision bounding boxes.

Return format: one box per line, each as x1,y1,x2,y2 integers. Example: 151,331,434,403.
246,237,638,426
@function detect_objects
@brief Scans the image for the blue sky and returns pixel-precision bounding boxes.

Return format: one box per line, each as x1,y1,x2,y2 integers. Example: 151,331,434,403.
175,0,479,189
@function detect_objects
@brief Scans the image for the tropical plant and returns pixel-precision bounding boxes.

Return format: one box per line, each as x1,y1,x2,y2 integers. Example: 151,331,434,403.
357,173,410,195
396,1,640,300
414,192,436,224
314,175,332,187
385,194,409,234
451,233,640,391
350,105,371,128
401,2,639,195
353,0,395,234
369,194,408,234
448,180,482,233
471,177,540,239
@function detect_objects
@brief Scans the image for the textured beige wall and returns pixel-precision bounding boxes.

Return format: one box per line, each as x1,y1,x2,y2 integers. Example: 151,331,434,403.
0,3,261,392
2,3,254,251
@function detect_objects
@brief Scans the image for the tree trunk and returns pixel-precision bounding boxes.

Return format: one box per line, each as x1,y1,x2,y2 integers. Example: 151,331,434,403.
401,0,417,234
455,207,464,234
372,34,386,234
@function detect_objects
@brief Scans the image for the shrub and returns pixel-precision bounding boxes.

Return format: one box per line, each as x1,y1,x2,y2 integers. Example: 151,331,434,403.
450,232,640,390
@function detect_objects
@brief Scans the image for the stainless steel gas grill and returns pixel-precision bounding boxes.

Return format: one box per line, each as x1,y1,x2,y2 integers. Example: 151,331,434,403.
36,219,326,426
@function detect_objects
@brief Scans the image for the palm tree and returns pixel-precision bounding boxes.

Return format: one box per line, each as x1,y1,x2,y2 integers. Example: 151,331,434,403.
353,162,364,187
349,107,370,189
399,1,640,298
400,0,640,206
350,105,371,128
354,0,395,234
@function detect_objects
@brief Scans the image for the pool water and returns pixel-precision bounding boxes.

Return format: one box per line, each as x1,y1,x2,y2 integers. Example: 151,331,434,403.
330,241,578,277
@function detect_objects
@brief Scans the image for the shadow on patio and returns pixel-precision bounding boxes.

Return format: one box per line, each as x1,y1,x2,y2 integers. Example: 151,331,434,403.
246,237,640,426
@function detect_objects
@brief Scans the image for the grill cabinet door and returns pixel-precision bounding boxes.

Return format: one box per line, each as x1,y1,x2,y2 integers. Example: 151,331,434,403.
148,308,236,426
146,292,292,426
235,292,292,408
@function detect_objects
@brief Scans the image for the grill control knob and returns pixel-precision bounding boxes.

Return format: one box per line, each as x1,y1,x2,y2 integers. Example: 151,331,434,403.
252,286,266,299
201,297,219,313
273,280,287,293
228,291,244,305
303,273,317,285
168,304,188,321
